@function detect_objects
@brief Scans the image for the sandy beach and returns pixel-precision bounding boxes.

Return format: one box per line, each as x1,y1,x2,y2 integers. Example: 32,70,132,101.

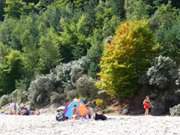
0,114,180,135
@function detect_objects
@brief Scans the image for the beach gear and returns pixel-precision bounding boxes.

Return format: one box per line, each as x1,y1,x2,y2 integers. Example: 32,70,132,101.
64,100,80,119
56,110,66,121
64,101,70,116
94,113,107,120
78,103,89,117
57,106,65,111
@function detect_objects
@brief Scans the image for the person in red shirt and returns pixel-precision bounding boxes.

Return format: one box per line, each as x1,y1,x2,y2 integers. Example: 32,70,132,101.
143,96,152,115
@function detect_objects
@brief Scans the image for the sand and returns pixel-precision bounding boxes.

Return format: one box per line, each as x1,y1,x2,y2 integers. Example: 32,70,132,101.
0,114,180,135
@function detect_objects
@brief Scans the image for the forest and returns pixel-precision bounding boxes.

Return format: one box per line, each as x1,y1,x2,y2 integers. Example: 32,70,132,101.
0,0,180,115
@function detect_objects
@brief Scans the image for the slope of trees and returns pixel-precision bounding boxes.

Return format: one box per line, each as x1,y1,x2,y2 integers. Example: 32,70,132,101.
0,0,180,113
0,0,120,96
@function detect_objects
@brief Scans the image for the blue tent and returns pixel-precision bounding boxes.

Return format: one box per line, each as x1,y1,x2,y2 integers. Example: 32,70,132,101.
64,100,79,119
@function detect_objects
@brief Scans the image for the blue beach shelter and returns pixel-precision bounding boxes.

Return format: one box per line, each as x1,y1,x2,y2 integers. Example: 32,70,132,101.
65,100,79,119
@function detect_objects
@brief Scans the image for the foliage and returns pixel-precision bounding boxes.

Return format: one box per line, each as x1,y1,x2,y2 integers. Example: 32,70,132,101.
97,20,156,98
0,0,5,21
9,88,28,103
28,57,89,107
150,4,180,63
37,28,60,73
87,31,104,78
58,14,91,62
75,75,97,99
0,0,180,110
0,95,9,106
147,55,177,90
170,104,180,116
95,98,104,108
50,92,65,105
5,0,25,18
0,50,25,95
28,75,54,107
125,0,152,19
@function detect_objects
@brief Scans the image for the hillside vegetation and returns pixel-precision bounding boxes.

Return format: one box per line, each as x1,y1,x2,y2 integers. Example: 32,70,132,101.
0,0,180,115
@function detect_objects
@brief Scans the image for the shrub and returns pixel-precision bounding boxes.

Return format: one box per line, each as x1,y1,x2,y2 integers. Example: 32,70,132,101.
50,92,65,105
9,89,28,103
28,56,90,107
76,75,97,99
170,104,180,116
66,90,79,100
0,95,9,106
28,75,54,107
147,55,177,90
95,98,104,108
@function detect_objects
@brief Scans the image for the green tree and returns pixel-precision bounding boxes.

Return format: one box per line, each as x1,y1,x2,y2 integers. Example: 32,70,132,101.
0,0,5,20
37,28,61,74
0,50,24,95
125,0,152,19
97,20,156,98
0,18,17,48
150,3,180,63
5,0,24,18
59,14,91,62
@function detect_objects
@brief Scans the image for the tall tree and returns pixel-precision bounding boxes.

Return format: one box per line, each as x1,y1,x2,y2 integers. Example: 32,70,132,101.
97,20,156,98
0,0,5,21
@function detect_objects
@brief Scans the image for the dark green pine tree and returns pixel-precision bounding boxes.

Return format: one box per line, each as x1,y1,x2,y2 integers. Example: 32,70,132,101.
0,0,5,21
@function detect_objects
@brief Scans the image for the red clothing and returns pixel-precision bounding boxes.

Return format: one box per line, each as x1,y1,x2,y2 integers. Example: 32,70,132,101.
143,102,151,109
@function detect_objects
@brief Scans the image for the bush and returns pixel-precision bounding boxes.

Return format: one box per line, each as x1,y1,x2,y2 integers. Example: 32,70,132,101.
147,55,177,90
28,75,54,107
0,95,9,106
66,90,79,101
50,92,65,105
28,57,90,107
170,104,180,116
76,75,97,99
9,89,28,103
49,56,89,88
95,98,104,108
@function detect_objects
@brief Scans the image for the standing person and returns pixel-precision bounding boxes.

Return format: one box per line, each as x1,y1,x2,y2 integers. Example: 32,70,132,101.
143,96,152,115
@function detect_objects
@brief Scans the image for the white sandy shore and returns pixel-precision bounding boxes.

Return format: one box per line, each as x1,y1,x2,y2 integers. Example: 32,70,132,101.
0,114,180,135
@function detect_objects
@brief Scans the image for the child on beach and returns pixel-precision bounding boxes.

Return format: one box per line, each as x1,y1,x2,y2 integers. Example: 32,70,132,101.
143,96,152,115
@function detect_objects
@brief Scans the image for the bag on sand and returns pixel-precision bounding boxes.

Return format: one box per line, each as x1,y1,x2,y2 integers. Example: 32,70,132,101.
94,113,107,120
56,111,66,121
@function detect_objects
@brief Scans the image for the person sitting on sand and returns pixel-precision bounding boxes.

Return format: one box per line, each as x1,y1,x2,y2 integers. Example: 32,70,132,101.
9,102,18,115
78,102,89,119
143,96,152,115
19,104,30,115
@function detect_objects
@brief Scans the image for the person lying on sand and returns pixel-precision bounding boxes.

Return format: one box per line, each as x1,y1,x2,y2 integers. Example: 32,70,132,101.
94,108,107,121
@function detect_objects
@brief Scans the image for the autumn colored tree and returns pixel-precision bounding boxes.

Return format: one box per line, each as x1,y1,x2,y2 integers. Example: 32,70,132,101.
96,20,156,98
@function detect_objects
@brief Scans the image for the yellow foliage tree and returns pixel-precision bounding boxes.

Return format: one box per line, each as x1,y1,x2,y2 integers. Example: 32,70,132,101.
96,20,156,98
